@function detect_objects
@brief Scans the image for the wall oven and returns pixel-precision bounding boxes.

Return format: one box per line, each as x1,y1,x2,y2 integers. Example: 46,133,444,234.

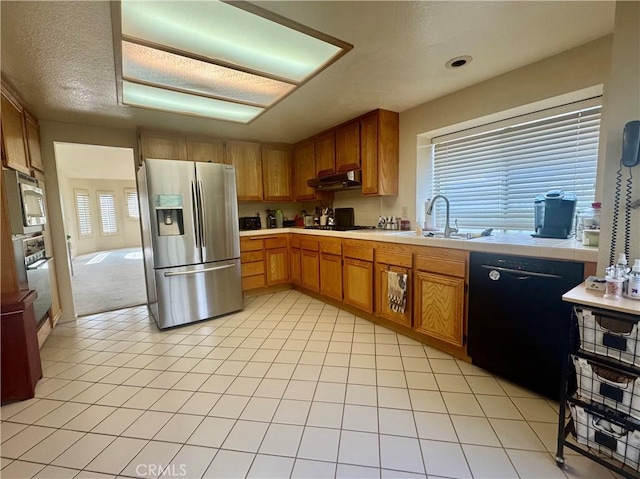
13,235,52,327
3,170,46,235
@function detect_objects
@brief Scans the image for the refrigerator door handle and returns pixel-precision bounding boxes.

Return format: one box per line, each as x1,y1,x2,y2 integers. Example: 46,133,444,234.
164,263,236,277
198,179,206,248
191,180,200,248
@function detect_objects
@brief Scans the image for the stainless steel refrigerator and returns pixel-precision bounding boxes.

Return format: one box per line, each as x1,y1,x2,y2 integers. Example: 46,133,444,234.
137,159,243,329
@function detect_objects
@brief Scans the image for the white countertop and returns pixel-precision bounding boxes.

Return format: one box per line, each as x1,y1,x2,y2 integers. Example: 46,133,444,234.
563,282,640,316
240,228,598,263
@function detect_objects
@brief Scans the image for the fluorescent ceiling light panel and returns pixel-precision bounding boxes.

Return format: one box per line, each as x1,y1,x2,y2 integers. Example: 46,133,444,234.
121,0,344,83
116,0,351,122
122,81,264,123
122,41,295,106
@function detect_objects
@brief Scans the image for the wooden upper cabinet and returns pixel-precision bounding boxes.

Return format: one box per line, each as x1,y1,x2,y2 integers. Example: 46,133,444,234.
361,109,399,196
335,120,360,172
1,90,30,174
139,130,188,161
262,144,293,202
24,112,44,172
293,138,316,201
315,130,335,177
186,136,225,163
226,140,263,201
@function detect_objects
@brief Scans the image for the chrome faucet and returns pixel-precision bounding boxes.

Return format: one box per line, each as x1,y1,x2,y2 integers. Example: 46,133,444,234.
426,195,458,238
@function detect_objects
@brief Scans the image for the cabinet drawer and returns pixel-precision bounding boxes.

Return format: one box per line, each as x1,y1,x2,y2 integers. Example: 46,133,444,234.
377,250,412,268
290,235,301,248
242,275,265,290
301,239,319,252
241,250,264,263
240,238,264,252
241,261,265,277
415,255,466,278
320,241,342,256
265,236,287,249
343,245,374,262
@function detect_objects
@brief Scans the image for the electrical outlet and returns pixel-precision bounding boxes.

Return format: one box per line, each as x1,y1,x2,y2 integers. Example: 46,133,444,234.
401,206,408,218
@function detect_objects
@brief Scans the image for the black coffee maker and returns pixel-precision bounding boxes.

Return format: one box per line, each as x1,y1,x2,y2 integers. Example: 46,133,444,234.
532,190,577,239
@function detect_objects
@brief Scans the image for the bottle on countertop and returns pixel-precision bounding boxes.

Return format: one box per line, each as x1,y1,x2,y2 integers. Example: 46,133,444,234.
628,259,640,300
275,209,283,229
617,253,631,296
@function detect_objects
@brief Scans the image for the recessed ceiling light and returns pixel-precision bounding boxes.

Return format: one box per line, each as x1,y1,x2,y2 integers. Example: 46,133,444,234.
445,55,473,69
112,0,353,123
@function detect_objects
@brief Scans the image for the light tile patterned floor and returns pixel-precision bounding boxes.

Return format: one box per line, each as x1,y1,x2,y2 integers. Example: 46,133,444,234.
0,290,617,478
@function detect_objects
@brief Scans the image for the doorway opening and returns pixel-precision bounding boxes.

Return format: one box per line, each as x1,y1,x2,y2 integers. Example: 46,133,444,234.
54,142,146,316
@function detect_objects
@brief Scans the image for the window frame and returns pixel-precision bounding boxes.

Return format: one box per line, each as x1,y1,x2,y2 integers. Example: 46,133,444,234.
74,188,93,238
97,190,119,236
429,98,601,232
124,188,140,220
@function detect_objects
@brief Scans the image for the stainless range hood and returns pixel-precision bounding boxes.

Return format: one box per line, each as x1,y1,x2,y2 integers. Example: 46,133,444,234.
307,170,362,190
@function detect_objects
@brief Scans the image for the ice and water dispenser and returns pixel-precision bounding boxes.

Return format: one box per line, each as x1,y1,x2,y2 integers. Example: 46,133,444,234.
155,194,184,236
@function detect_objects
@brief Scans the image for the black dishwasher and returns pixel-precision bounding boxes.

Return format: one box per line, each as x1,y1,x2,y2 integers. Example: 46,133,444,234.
467,252,584,399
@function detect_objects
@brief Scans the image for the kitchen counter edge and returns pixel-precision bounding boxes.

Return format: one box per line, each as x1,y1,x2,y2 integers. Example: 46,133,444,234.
563,283,640,316
240,228,598,263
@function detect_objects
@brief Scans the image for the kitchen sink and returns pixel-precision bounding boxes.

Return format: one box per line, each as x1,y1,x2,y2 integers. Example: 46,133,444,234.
391,231,488,240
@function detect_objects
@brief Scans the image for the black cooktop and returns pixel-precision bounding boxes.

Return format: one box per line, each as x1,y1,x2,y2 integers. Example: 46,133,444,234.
304,225,376,231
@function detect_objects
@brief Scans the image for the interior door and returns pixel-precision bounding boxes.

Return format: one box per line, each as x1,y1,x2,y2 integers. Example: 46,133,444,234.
145,159,199,268
196,162,240,263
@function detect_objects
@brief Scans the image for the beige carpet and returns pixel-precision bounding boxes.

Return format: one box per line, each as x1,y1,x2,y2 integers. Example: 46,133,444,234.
71,247,147,316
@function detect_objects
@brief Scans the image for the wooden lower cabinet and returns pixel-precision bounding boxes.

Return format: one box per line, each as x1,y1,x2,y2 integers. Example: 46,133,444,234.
320,252,342,301
266,247,289,285
413,271,465,347
240,237,265,291
290,247,301,285
301,248,320,292
375,249,412,327
375,262,412,327
343,257,373,313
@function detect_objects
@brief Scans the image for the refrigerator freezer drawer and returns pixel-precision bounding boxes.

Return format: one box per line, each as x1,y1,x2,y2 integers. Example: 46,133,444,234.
153,260,243,329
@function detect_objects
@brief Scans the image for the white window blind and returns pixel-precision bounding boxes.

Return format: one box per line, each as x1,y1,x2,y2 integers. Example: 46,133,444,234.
74,190,92,236
98,192,118,235
431,104,601,231
125,189,139,219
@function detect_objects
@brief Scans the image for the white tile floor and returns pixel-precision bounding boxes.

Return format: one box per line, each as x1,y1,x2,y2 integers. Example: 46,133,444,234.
0,290,618,479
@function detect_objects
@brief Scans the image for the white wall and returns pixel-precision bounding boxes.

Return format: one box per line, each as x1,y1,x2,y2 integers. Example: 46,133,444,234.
62,177,141,256
596,2,640,273
385,35,613,228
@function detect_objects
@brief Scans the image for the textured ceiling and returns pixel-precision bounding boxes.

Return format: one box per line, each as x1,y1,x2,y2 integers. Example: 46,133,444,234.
1,1,615,144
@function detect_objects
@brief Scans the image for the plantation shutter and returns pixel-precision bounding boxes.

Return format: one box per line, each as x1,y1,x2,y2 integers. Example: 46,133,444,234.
75,190,92,236
431,103,601,231
98,192,118,234
125,189,139,218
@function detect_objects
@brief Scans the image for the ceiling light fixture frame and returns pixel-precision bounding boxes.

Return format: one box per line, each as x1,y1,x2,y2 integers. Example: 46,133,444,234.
110,0,353,124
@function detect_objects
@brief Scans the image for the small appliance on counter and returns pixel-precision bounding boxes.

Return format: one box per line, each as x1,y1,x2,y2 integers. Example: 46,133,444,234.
532,190,577,239
239,216,261,231
265,209,277,228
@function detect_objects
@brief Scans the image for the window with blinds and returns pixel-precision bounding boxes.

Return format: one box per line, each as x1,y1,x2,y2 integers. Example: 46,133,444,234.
431,103,601,231
98,192,118,235
74,189,92,237
125,189,139,219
